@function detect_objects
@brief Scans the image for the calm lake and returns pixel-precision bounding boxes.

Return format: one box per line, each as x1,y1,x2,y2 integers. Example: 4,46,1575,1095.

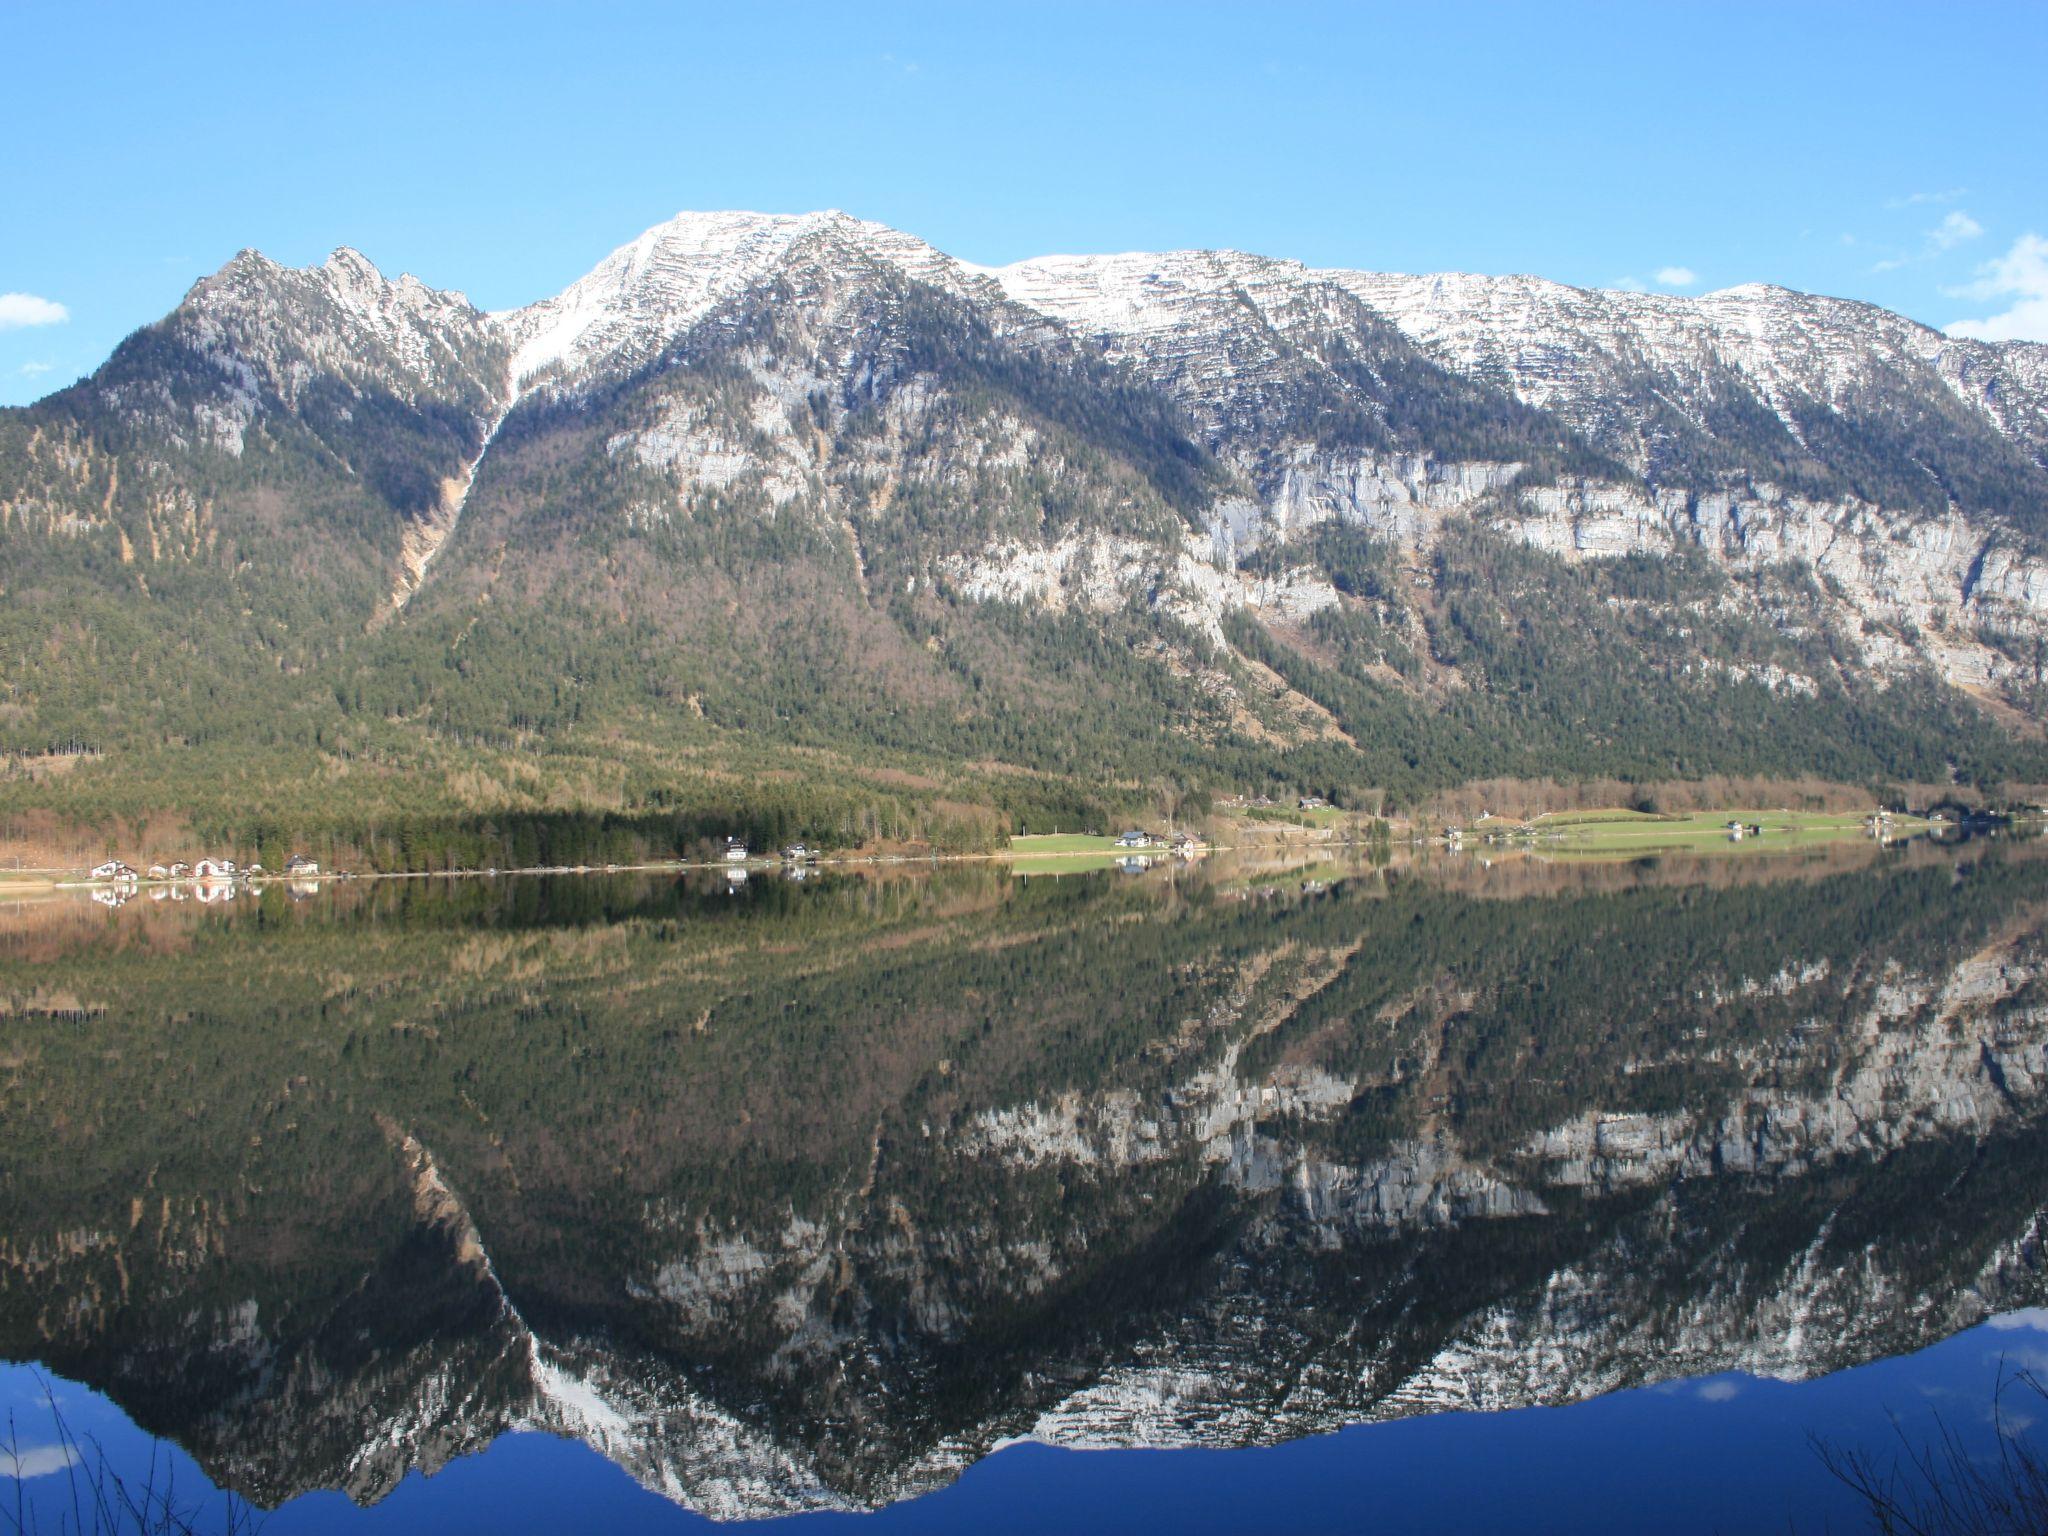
6,839,2048,1532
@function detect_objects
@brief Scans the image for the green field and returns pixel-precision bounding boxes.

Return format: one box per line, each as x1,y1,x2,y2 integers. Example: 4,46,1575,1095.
1523,807,1917,853
1002,832,1171,875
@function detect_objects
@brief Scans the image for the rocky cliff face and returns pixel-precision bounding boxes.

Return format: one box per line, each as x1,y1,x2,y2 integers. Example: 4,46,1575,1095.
982,247,2048,702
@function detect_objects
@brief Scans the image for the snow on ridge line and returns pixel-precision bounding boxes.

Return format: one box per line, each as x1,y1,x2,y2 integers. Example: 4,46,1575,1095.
183,213,2048,435
494,208,976,386
200,211,2048,369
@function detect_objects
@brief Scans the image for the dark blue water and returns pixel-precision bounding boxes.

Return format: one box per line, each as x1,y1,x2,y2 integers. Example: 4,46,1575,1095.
11,1314,2047,1534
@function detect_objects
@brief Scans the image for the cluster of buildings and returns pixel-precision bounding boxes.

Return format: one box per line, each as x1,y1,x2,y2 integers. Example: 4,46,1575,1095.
1115,828,1208,850
90,853,322,883
721,839,824,871
82,853,325,904
1111,829,1209,871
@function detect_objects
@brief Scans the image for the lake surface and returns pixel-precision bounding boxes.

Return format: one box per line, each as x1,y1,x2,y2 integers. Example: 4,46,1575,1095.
6,839,2048,1532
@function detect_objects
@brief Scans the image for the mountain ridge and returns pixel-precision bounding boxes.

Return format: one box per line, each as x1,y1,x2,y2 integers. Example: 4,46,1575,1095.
5,208,2048,856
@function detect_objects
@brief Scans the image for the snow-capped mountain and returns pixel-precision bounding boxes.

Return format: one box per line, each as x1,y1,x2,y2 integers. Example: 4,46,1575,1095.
6,209,2048,805
500,209,997,389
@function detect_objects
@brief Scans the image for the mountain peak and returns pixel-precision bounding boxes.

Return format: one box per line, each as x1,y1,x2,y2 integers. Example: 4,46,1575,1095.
324,243,380,274
498,208,963,387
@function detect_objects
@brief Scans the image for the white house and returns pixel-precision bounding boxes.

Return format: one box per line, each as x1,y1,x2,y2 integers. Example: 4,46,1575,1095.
192,858,233,880
285,854,320,876
724,839,749,863
1116,830,1151,848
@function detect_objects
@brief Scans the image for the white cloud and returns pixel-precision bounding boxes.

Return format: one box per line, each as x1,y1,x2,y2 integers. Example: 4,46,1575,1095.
1945,232,2048,342
0,293,69,330
1987,1308,2048,1332
1931,210,1984,251
0,1442,78,1479
1655,266,1697,288
17,361,53,377
1696,1379,1741,1402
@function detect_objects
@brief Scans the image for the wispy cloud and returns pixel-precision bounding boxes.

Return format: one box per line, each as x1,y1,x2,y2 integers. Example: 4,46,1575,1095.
1874,209,1985,272
1888,187,1969,209
1696,1380,1741,1403
1946,232,2048,342
17,361,53,378
1655,266,1697,288
0,293,69,330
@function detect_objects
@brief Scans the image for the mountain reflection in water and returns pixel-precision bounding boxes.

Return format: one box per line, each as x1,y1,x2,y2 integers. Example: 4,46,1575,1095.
5,841,2048,1527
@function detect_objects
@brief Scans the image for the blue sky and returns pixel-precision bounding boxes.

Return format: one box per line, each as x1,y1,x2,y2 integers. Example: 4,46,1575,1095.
3,0,2044,404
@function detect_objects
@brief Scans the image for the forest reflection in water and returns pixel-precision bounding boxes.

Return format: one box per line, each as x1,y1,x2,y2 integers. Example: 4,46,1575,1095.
4,835,2047,1529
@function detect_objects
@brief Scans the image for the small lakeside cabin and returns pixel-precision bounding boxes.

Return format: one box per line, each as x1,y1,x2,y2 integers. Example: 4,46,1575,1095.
1116,830,1152,848
725,839,749,863
285,854,320,876
192,858,234,880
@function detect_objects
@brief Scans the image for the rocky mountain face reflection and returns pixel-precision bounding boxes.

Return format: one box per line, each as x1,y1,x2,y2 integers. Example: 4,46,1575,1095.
5,847,2048,1519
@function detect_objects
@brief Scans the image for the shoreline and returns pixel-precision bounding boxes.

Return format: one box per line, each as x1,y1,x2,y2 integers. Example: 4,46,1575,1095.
20,805,2026,895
